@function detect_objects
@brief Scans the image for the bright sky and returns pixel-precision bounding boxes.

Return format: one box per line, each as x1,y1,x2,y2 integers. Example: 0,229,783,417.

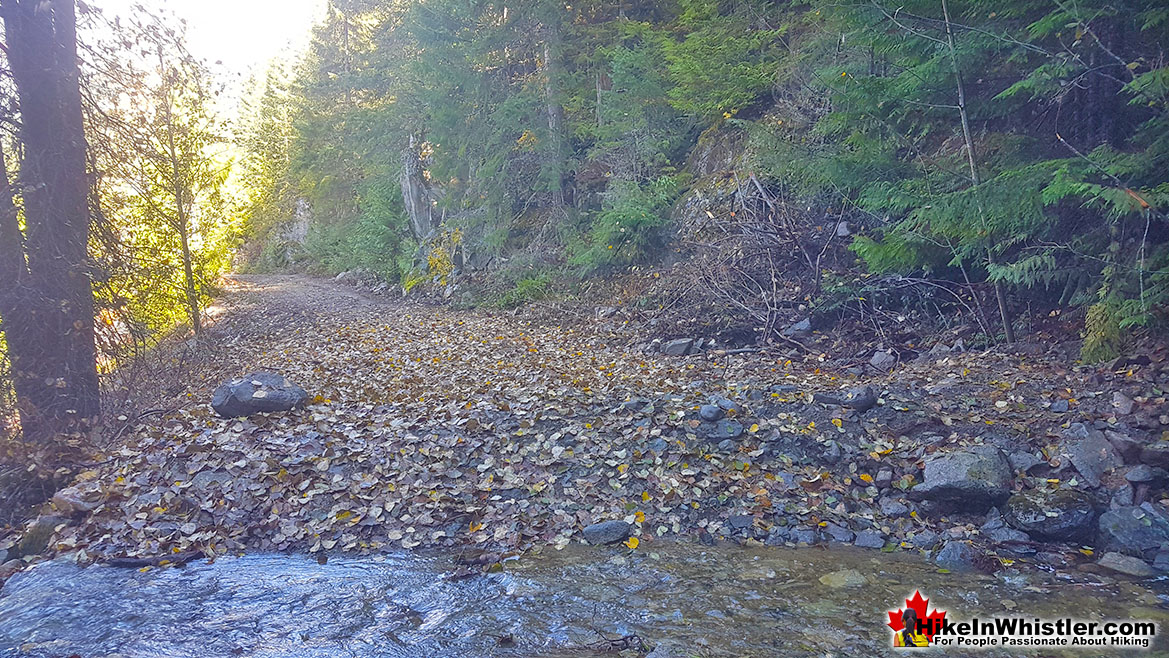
95,0,328,89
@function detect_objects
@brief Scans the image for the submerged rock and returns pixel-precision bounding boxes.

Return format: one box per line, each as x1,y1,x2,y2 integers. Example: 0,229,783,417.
909,446,1012,512
581,520,632,545
211,372,309,418
1097,552,1154,577
935,541,979,573
818,568,866,588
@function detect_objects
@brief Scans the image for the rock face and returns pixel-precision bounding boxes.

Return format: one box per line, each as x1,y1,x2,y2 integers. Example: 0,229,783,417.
211,372,309,418
909,446,1012,512
1097,504,1169,559
1003,490,1097,542
582,520,632,545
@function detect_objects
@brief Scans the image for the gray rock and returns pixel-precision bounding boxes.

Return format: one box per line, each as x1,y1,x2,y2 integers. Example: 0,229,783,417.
870,350,895,371
1126,465,1156,483
1139,443,1169,469
1113,392,1135,416
783,318,812,337
1098,504,1169,559
1111,484,1136,508
909,445,1012,512
717,439,736,452
819,568,866,588
645,643,688,658
728,514,754,530
1154,549,1169,572
1106,431,1142,463
711,419,743,440
1098,551,1155,577
712,396,739,412
1064,425,1123,487
908,529,939,550
791,527,819,545
986,525,1032,544
661,338,696,356
51,484,102,516
16,515,65,558
1008,452,1044,475
582,520,632,545
1004,490,1097,542
824,522,855,543
211,372,309,418
813,386,878,412
765,526,790,546
699,404,725,422
854,530,886,549
879,498,910,517
935,541,979,573
1050,399,1069,413
874,469,894,488
649,438,668,453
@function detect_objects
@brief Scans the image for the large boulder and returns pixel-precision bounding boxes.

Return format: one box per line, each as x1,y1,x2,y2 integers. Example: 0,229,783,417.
1098,504,1169,560
582,520,632,545
909,446,1012,512
1003,490,1096,542
211,372,309,418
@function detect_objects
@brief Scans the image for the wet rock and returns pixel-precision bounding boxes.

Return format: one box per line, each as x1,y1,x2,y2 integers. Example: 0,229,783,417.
1097,504,1169,559
870,351,895,372
51,484,103,516
582,520,632,545
879,498,910,517
661,338,696,356
824,523,855,543
935,541,979,573
819,568,866,588
16,515,65,558
1113,392,1135,416
1098,552,1155,577
1003,490,1097,542
211,372,309,418
1063,424,1123,487
854,530,886,549
909,445,1012,512
699,405,724,422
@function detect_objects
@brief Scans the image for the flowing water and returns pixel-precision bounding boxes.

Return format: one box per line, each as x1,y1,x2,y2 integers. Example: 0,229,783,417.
2,543,1168,657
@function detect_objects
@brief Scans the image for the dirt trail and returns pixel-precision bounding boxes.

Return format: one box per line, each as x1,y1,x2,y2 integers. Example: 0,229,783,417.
20,274,1167,571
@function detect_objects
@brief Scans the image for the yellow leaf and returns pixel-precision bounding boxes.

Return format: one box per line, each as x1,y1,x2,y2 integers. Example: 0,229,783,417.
1079,547,1094,556
642,491,651,502
859,473,873,483
831,418,843,428
617,464,629,474
634,511,645,523
624,537,639,549
748,423,759,433
469,521,483,532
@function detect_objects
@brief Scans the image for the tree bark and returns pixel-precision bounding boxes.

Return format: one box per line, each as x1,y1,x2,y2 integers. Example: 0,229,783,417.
941,0,1015,343
543,28,567,208
1,0,101,437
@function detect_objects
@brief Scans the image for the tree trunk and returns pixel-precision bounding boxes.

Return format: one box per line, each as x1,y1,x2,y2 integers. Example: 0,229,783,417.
543,27,567,208
400,135,433,241
941,0,1015,343
0,0,101,437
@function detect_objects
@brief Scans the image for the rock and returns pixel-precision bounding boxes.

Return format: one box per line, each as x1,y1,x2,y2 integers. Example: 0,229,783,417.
782,318,812,337
1106,431,1142,463
596,306,618,319
791,527,819,545
908,445,1012,512
648,438,668,453
879,498,910,517
1064,425,1123,487
854,530,886,549
16,515,65,558
211,372,309,418
51,484,103,516
1003,490,1097,542
819,568,867,588
824,522,855,543
710,419,743,440
712,396,739,412
582,520,632,545
728,514,754,530
699,405,725,422
0,560,21,580
645,643,688,658
823,440,843,463
1098,504,1169,559
1154,549,1169,572
1097,551,1155,577
1126,465,1157,483
661,338,696,356
1008,452,1044,475
1139,443,1169,469
908,529,939,550
813,386,877,412
874,469,893,488
1050,399,1069,413
1111,484,1136,508
835,221,851,237
935,541,979,573
717,439,736,452
870,350,895,371
1113,392,1135,416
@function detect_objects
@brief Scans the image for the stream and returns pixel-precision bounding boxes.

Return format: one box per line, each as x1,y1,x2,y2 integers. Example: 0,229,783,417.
2,542,1168,657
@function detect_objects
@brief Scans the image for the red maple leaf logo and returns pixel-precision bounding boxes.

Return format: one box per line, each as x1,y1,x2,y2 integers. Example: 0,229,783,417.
888,590,947,642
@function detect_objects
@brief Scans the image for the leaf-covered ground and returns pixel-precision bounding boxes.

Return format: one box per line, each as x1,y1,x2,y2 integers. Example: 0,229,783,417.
33,275,1169,566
